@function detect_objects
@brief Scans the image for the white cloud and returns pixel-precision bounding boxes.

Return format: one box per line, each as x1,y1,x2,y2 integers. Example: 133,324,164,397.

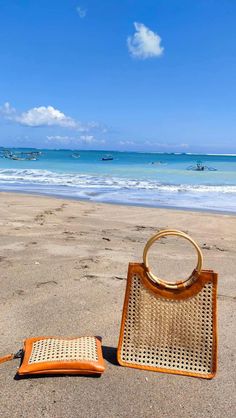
144,140,162,146
47,135,72,141
46,134,106,146
1,102,16,116
79,135,106,145
0,102,88,131
144,140,190,150
18,105,78,128
80,135,94,143
127,22,164,59
76,6,87,18
19,105,76,128
119,140,134,146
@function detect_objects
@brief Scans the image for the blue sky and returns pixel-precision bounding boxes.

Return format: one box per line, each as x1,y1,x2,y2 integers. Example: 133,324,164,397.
0,0,235,153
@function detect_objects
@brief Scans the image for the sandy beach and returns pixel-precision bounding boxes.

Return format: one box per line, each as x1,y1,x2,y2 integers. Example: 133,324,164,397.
0,192,235,418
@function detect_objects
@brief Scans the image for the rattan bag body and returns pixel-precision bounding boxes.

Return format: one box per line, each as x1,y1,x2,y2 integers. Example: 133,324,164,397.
0,336,105,376
17,336,105,376
117,230,218,379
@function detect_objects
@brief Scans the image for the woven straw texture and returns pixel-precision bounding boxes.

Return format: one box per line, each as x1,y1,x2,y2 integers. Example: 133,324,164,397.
28,337,98,364
120,274,215,377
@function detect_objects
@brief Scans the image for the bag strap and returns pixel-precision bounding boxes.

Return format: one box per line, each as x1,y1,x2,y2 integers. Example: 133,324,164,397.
0,349,23,365
143,229,203,290
0,354,14,364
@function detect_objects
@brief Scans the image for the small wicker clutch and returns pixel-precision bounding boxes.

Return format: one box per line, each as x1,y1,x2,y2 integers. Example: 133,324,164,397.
0,336,105,376
117,229,218,379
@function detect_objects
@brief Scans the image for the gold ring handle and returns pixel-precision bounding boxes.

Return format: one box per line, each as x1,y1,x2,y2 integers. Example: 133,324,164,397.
143,229,203,289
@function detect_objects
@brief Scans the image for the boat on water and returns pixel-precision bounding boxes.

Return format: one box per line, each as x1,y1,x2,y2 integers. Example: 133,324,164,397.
0,149,13,159
71,153,80,159
150,161,166,165
101,154,114,161
0,149,41,161
11,155,38,161
187,161,217,171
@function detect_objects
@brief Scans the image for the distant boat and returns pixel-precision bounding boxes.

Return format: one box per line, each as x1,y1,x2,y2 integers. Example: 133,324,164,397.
11,156,28,161
0,149,41,161
72,153,80,159
187,161,217,171
101,154,113,161
0,149,13,159
12,154,38,161
150,161,166,165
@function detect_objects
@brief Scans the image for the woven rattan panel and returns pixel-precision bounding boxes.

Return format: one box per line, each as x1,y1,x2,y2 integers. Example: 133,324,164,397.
28,337,98,364
120,274,214,375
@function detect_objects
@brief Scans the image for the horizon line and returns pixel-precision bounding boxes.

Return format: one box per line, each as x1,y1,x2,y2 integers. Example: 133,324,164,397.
0,145,236,156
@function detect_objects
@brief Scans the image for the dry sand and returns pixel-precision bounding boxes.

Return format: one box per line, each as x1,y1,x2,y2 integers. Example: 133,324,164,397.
0,192,235,418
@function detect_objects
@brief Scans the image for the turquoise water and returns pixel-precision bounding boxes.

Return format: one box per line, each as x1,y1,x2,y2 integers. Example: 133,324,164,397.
0,149,236,212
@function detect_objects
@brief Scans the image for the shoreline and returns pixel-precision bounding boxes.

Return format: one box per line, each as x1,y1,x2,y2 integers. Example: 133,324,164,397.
1,150,235,214
1,189,235,216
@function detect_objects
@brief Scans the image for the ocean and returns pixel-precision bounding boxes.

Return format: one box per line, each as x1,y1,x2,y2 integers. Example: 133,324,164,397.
0,149,236,212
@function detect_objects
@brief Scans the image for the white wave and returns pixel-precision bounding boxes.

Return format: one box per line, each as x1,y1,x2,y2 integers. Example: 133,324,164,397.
186,153,236,156
0,168,235,194
204,153,236,157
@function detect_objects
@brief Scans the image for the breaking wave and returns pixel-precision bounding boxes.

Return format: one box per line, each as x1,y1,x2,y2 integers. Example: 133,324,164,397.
0,168,235,193
0,168,235,212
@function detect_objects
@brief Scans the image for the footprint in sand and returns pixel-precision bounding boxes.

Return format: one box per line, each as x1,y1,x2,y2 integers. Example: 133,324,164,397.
67,216,77,222
74,274,98,282
34,204,66,225
124,236,140,243
55,203,67,212
80,257,99,264
26,241,38,247
134,226,170,233
63,231,77,240
113,276,126,281
36,280,58,288
74,264,89,270
74,257,99,270
34,213,45,225
0,242,25,252
14,289,25,296
201,243,227,252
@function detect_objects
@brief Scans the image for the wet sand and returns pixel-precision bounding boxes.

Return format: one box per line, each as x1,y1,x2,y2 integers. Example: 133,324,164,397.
0,192,235,418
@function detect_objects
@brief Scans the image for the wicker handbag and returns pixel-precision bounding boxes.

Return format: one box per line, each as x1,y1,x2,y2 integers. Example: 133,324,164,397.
0,336,105,377
117,229,218,379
